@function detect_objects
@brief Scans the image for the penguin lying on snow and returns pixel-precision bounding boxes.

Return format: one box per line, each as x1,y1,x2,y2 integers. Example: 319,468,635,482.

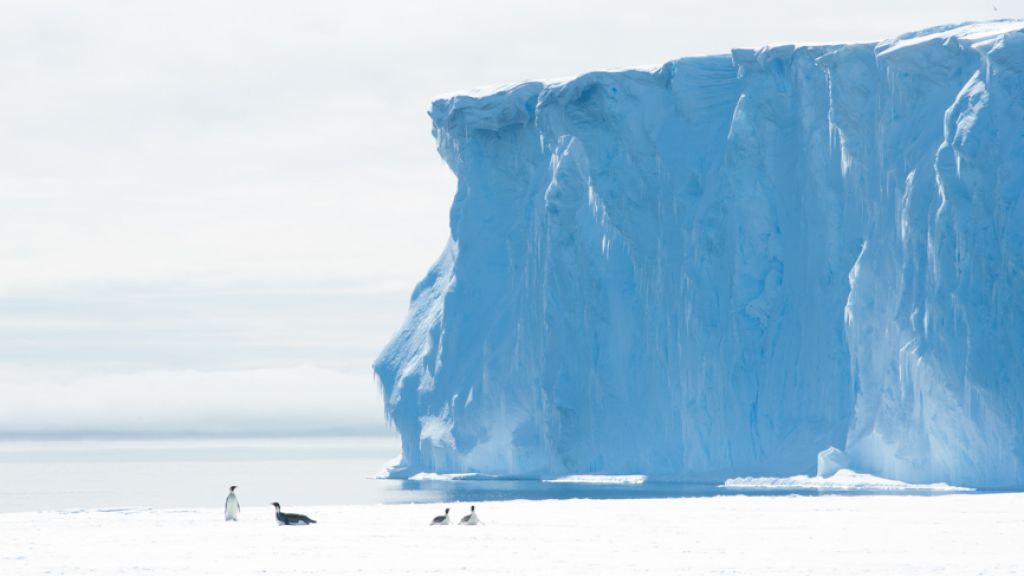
430,508,450,525
272,502,317,526
224,486,240,521
459,505,482,525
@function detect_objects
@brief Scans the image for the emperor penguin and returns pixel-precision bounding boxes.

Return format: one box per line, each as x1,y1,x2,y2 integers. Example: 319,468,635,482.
272,502,317,526
459,505,481,525
430,508,450,525
224,486,240,521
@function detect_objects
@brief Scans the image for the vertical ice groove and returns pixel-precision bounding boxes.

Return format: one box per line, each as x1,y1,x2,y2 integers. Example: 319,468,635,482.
375,21,1024,487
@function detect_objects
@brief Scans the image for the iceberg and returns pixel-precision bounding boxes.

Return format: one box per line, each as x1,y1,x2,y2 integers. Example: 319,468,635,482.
375,21,1024,488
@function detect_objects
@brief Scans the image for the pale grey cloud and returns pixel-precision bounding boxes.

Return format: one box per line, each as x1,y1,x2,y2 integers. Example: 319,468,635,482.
0,286,401,372
0,286,402,437
0,364,389,437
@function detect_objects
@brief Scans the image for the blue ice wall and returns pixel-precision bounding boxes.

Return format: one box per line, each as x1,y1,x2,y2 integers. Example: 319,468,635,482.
375,21,1024,487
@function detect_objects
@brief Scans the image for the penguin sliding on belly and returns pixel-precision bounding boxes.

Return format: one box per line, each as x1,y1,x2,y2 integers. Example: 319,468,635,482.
272,502,317,526
224,486,240,521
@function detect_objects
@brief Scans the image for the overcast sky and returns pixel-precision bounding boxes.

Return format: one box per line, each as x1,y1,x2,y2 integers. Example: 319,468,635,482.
1,0,1017,439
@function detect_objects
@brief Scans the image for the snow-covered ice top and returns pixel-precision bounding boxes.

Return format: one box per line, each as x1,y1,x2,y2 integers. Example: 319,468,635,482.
375,21,1024,488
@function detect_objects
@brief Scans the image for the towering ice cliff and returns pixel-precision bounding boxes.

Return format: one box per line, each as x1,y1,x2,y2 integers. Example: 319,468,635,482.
375,21,1024,487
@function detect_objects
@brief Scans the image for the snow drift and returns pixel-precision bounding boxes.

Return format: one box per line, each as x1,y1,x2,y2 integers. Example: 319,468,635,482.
375,21,1024,488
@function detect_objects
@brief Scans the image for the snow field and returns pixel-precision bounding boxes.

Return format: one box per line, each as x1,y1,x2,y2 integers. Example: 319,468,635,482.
2,494,1022,575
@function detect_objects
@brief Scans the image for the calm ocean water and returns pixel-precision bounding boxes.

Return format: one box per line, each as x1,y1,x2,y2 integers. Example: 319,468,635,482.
0,436,721,513
0,436,982,513
0,436,407,513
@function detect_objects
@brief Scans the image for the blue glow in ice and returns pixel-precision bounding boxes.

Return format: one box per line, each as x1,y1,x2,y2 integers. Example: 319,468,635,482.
375,21,1024,488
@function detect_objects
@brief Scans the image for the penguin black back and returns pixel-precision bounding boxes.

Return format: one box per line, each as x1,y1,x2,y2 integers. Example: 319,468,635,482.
430,507,450,525
459,505,481,525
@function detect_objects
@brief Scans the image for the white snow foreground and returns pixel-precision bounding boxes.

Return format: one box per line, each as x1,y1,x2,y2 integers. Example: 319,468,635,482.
375,20,1024,488
3,496,1022,575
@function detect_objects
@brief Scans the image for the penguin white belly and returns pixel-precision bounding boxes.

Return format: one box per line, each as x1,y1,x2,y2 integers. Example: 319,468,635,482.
225,494,240,521
459,513,479,525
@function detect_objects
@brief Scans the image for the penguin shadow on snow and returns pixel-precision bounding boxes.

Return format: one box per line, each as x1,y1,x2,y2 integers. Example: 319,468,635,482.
430,506,484,526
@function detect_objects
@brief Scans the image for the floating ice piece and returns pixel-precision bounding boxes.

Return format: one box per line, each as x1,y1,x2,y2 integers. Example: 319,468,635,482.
817,447,850,478
721,469,973,492
544,475,648,485
407,472,496,482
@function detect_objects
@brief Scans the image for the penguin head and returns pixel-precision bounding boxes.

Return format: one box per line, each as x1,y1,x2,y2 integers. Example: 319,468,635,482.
471,505,475,511
272,502,281,510
445,508,450,514
230,486,237,492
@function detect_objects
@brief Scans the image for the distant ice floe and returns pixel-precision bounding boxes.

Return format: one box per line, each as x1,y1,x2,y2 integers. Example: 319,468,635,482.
544,475,648,485
407,472,496,482
721,469,973,492
407,472,650,484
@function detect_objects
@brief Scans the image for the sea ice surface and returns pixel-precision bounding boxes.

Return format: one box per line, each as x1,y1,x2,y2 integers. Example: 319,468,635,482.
2,496,1021,575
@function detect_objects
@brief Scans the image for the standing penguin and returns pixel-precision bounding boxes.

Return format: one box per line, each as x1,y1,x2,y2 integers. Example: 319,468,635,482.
225,486,240,521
